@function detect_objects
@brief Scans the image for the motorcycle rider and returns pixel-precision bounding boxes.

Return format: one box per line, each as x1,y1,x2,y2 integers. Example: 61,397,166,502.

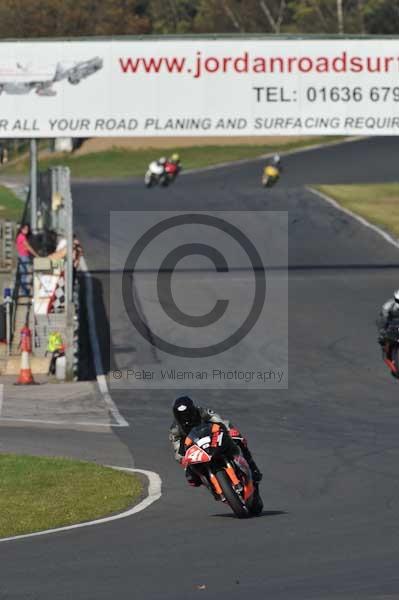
377,289,399,346
166,152,181,181
155,156,167,171
262,153,282,186
169,396,262,487
168,152,181,169
266,153,282,170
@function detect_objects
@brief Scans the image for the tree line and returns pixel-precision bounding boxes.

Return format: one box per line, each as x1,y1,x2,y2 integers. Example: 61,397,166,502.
0,0,397,37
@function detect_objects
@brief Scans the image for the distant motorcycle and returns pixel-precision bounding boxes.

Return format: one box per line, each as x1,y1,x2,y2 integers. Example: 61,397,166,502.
182,422,263,518
261,164,280,188
380,321,399,378
145,160,180,188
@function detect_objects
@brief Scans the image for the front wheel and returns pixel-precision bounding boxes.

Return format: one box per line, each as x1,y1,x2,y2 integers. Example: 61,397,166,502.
216,470,249,518
145,172,154,188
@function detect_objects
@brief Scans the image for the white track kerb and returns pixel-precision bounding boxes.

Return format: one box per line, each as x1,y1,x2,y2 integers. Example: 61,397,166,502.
0,260,163,543
80,256,129,427
0,467,162,543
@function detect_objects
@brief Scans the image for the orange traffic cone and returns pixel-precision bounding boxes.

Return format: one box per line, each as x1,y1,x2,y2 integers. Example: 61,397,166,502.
15,349,36,385
14,325,38,386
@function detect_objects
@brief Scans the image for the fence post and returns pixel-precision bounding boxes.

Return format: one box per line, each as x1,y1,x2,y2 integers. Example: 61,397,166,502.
64,168,74,381
30,139,38,232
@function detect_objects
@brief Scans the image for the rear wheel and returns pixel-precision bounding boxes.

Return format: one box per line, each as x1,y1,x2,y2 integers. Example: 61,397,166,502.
391,345,399,378
216,470,249,518
249,486,264,516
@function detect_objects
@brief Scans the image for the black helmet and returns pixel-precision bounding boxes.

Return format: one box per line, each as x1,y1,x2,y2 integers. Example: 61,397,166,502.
173,396,200,432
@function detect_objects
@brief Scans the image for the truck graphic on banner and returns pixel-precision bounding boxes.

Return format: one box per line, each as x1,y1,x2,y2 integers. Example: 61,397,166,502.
0,56,103,96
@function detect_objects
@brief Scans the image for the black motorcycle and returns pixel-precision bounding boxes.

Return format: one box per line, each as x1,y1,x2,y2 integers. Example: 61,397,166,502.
380,320,399,379
182,422,263,518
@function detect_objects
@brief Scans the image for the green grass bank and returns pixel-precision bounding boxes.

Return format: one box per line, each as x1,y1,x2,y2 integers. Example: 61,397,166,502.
0,186,24,221
0,454,142,538
315,183,399,238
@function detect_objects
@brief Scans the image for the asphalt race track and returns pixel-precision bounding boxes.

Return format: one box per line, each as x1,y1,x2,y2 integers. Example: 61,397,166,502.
3,136,399,599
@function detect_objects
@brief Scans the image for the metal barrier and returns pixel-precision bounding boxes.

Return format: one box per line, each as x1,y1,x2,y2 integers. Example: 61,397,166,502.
45,166,75,379
7,167,79,380
0,221,17,271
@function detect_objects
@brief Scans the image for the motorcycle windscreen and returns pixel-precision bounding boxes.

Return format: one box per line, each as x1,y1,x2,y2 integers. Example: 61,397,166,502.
187,423,213,443
184,444,211,464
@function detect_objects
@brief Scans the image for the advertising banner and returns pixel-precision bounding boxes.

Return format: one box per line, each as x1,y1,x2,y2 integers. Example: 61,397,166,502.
1,38,399,136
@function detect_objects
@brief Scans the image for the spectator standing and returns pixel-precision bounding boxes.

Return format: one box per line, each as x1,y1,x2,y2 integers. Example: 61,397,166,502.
72,234,83,270
15,224,39,297
47,233,83,284
48,233,83,269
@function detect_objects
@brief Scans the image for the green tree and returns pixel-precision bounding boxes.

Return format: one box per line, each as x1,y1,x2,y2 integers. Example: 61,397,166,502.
364,0,399,34
0,0,151,38
149,0,198,34
194,0,288,33
94,0,150,35
288,0,362,33
1,0,398,38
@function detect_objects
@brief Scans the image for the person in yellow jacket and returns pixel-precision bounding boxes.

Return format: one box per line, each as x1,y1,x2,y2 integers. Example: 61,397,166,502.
46,331,65,375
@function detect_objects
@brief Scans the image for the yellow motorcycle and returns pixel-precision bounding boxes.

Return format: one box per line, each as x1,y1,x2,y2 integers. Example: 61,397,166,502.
261,164,280,188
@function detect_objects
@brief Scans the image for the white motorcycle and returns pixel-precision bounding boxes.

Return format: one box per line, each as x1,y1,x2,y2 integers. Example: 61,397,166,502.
144,161,168,188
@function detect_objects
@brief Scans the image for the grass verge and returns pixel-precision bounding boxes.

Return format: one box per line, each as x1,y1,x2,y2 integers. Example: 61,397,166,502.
315,183,399,238
0,453,142,538
3,136,344,179
0,186,24,221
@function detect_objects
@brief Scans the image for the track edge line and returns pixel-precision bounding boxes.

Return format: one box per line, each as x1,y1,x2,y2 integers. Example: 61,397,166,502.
307,186,399,250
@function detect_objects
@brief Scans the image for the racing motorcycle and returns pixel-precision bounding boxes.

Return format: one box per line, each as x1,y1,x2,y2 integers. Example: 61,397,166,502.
261,164,280,188
182,422,263,518
144,160,179,188
380,321,399,379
